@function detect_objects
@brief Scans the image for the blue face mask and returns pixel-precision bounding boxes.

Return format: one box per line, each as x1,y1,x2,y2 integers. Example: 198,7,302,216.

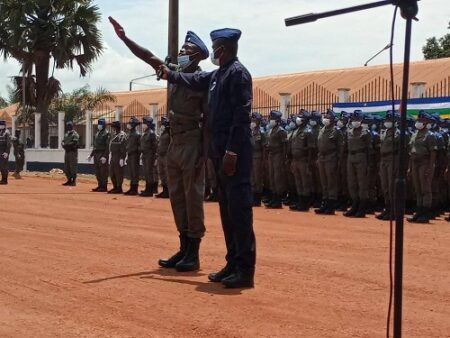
177,52,198,69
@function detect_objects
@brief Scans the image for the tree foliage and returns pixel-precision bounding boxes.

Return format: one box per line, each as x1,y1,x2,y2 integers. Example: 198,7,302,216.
0,0,104,146
423,22,450,60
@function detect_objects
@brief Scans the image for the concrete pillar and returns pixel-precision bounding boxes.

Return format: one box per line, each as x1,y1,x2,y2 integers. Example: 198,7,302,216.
34,113,41,149
58,111,65,150
279,93,291,118
411,82,426,98
338,88,351,103
12,116,17,136
115,105,123,122
85,110,92,149
149,103,158,130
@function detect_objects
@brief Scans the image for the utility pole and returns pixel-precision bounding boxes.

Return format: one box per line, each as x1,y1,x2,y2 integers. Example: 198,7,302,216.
166,0,179,114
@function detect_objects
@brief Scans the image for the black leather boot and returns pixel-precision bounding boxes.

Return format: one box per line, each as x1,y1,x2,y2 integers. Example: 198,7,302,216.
323,199,336,215
344,199,359,217
354,199,367,218
221,270,254,289
314,199,328,214
266,194,282,209
407,207,422,223
97,184,108,192
155,184,169,198
140,183,154,197
159,235,188,268
175,237,201,272
124,183,138,196
0,175,7,185
208,264,235,282
62,178,71,186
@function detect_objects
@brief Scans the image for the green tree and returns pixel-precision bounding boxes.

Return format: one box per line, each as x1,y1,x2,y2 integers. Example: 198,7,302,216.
423,22,450,59
0,0,103,147
51,85,116,123
0,95,8,108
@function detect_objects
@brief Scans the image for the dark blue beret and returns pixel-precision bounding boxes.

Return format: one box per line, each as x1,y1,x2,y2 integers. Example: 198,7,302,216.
269,110,282,121
185,31,209,60
431,112,442,123
98,118,106,125
143,116,155,126
311,111,322,120
66,121,73,126
339,111,350,119
210,28,241,42
111,121,121,128
251,112,262,121
353,110,364,119
129,116,140,125
161,116,170,126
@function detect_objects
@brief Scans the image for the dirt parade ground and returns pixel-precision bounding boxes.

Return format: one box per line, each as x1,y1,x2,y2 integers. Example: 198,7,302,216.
0,175,449,338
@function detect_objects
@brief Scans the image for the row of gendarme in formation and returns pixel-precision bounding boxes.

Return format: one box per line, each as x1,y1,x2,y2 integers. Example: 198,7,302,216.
1,58,449,126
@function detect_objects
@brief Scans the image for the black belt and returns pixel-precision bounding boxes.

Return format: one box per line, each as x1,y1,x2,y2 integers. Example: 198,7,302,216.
349,149,367,155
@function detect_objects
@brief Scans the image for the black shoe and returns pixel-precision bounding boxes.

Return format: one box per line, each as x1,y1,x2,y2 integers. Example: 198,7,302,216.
68,178,76,186
344,200,359,217
208,264,235,283
152,182,159,194
407,208,422,223
252,193,262,207
354,200,367,218
158,235,188,268
175,238,201,272
0,178,7,185
295,195,310,212
124,184,138,196
140,183,154,197
91,186,100,192
155,184,169,198
314,199,328,214
110,187,123,194
62,180,71,186
323,199,336,215
221,271,254,289
266,195,282,209
96,186,108,192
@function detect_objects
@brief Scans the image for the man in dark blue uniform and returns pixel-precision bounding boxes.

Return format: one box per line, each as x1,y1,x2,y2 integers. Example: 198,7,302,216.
161,28,256,288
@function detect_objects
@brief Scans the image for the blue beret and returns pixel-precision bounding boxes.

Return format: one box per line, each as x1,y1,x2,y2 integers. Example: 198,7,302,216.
143,116,154,126
352,110,364,119
210,28,241,42
339,111,350,119
311,111,322,120
0,120,5,126
251,112,262,121
98,118,106,125
161,116,170,126
129,116,140,125
111,121,121,128
66,121,73,126
185,31,209,60
269,110,282,120
431,112,442,123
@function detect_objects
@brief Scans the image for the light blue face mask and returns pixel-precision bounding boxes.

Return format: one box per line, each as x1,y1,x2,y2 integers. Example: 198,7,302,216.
177,52,199,69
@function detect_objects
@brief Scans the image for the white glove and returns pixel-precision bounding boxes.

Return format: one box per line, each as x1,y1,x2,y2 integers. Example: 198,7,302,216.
2,152,8,159
100,157,107,164
124,156,128,166
154,159,158,166
119,159,125,167
87,155,93,162
139,158,143,166
108,156,112,165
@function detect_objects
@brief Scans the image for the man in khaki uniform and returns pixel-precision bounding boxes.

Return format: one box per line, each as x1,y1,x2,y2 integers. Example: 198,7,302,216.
108,121,128,194
139,116,158,197
250,112,266,206
315,111,343,215
289,111,315,211
0,120,11,185
337,111,351,210
284,117,298,207
265,110,287,209
12,129,25,179
309,111,322,208
61,121,80,186
344,111,371,218
89,118,110,192
407,112,437,223
377,111,400,221
124,117,141,196
156,117,171,198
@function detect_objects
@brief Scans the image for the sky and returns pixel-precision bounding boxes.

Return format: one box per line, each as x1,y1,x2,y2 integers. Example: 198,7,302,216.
0,0,449,99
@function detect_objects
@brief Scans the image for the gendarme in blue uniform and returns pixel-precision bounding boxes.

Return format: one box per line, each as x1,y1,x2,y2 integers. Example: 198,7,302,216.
168,37,256,278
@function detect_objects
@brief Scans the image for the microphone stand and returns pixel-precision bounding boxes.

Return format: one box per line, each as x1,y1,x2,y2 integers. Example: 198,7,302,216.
285,1,419,338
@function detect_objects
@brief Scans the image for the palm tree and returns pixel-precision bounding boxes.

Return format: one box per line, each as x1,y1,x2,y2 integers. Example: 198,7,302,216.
0,0,103,147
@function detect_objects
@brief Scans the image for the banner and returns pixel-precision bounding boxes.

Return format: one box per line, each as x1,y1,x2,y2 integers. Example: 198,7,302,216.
333,96,450,118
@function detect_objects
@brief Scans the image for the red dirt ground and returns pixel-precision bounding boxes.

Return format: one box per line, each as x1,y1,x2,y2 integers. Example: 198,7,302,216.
0,175,449,338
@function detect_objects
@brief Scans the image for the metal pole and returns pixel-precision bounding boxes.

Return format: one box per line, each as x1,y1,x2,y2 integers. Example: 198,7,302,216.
394,16,412,338
167,0,178,114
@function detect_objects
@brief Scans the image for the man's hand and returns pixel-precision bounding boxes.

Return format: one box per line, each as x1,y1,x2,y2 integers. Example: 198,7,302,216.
108,16,126,39
100,157,107,164
119,159,125,167
223,151,237,176
157,64,171,80
2,152,8,159
87,155,92,162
